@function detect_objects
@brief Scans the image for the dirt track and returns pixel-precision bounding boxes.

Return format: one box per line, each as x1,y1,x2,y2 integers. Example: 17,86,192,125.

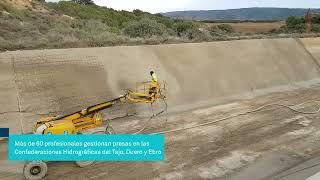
2,38,320,179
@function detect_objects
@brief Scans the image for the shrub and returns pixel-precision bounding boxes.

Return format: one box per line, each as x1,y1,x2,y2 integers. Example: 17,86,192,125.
173,21,198,37
0,1,32,19
286,16,306,33
217,24,234,33
123,18,167,38
207,24,234,36
312,24,320,32
286,16,305,27
71,19,110,33
312,15,320,24
132,9,146,16
208,26,224,36
290,23,306,33
276,25,289,33
72,0,95,6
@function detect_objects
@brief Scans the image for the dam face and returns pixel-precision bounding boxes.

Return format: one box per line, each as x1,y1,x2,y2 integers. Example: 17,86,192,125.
1,38,320,133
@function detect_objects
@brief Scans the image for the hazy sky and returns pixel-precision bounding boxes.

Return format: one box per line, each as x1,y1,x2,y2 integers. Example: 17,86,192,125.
46,0,320,13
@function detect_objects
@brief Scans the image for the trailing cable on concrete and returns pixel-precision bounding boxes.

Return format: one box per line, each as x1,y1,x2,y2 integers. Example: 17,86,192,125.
140,101,320,135
134,98,168,134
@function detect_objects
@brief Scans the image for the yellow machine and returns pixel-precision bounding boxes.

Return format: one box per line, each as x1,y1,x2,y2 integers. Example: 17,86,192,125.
33,81,166,135
24,81,166,180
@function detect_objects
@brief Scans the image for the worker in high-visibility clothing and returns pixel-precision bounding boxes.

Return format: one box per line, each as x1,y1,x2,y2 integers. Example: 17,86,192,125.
150,71,158,82
149,71,158,95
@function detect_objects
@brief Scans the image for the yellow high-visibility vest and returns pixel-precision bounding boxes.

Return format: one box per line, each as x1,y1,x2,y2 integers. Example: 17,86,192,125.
151,73,158,82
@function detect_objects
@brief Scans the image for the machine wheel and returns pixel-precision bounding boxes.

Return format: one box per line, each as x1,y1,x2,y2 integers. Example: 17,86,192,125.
23,161,48,180
75,126,114,167
74,161,95,168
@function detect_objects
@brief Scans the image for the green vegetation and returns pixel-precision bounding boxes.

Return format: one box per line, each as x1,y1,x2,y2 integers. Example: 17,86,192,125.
6,0,319,51
72,0,95,6
273,15,320,33
2,0,226,51
123,18,168,38
207,24,234,36
285,16,306,33
173,21,199,37
216,24,234,33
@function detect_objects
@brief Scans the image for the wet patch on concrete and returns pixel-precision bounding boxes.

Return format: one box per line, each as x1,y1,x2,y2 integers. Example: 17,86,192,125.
198,150,260,179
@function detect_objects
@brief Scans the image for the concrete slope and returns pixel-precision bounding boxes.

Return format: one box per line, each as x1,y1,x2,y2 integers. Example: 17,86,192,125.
300,37,320,64
0,54,22,134
1,38,320,133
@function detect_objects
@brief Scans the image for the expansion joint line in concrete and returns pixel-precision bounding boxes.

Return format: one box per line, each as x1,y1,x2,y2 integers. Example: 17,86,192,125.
10,54,25,134
0,111,21,115
0,110,58,116
296,38,320,71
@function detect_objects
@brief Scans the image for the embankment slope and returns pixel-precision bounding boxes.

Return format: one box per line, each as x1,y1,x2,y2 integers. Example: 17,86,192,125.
1,38,320,133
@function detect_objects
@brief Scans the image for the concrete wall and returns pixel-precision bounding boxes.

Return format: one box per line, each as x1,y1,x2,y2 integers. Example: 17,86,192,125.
1,38,320,133
300,37,320,64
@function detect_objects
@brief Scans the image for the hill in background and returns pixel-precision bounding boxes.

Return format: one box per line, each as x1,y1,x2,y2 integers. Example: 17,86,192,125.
162,7,320,21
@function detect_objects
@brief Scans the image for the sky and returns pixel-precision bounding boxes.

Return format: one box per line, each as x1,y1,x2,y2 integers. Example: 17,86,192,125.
46,0,320,13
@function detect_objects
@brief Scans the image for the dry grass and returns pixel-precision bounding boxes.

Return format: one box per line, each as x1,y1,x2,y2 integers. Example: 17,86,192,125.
206,22,285,33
